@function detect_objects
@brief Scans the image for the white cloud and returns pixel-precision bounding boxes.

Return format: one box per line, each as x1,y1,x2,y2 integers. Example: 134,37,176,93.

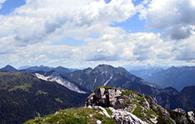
0,26,175,68
0,0,135,45
0,0,6,9
175,33,195,61
1,0,195,68
140,0,195,39
0,0,139,67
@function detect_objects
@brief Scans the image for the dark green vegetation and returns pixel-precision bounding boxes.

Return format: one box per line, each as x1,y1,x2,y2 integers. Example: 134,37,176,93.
25,108,115,124
0,72,88,124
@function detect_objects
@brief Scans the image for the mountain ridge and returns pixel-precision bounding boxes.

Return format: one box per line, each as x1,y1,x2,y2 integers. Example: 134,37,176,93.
136,66,195,91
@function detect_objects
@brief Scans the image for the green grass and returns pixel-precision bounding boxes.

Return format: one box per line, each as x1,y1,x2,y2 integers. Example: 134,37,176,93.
96,86,113,90
25,108,116,124
105,108,113,116
121,89,160,123
121,90,136,96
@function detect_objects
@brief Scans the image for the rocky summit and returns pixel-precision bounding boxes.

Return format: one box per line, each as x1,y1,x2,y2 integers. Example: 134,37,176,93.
85,87,174,124
25,87,195,124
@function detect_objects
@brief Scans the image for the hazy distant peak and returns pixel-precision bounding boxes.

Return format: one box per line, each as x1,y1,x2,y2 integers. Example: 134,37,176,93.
0,65,17,72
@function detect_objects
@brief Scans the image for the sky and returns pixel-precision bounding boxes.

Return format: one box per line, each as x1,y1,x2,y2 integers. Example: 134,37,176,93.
0,0,195,68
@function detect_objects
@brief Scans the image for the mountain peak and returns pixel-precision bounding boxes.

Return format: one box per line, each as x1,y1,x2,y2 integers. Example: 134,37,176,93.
22,65,52,73
93,64,130,76
93,64,115,72
95,64,114,69
54,66,70,72
0,65,17,72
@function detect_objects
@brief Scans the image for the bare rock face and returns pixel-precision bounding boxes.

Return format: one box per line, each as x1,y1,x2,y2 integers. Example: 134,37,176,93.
86,87,123,108
188,111,195,123
169,108,195,124
109,107,147,124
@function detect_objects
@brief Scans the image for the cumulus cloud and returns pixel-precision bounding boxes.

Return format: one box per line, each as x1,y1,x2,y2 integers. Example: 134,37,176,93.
175,33,195,61
1,0,195,67
0,0,135,46
79,27,174,65
140,0,195,40
0,25,175,68
0,0,138,67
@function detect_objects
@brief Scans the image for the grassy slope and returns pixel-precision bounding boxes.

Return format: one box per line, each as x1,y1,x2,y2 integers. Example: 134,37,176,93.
25,108,115,124
121,90,174,124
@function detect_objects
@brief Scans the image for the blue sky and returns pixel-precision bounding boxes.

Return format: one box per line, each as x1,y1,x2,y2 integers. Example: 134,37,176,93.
0,0,25,15
0,0,195,68
113,14,145,32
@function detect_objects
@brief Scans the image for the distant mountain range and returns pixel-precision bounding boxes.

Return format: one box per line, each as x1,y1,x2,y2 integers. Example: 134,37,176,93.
63,64,159,95
130,66,195,90
20,65,77,75
0,64,195,123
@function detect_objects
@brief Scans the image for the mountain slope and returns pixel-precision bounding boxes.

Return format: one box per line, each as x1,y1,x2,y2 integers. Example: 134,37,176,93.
129,67,163,80
174,86,195,111
0,72,88,124
155,86,195,111
143,66,195,90
20,65,74,75
25,107,116,124
65,64,159,96
20,65,52,73
35,73,87,94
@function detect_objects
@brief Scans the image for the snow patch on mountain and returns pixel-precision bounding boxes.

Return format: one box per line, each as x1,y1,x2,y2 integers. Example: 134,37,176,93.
103,75,113,86
35,73,87,94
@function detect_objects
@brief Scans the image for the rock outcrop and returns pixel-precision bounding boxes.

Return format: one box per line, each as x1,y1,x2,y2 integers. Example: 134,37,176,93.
169,108,195,124
86,87,122,108
86,87,176,124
